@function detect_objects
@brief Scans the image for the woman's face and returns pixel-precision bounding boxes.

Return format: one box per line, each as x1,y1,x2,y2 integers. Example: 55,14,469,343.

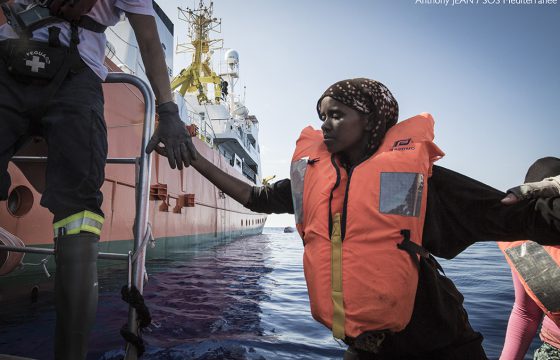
319,96,369,155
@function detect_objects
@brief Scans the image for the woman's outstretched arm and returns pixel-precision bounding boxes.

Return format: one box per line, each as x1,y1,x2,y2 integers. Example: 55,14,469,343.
423,165,560,259
191,154,294,214
191,153,252,206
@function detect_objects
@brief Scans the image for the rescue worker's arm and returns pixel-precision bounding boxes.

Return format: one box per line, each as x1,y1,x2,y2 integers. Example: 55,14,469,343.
422,166,560,259
127,12,197,170
127,12,173,104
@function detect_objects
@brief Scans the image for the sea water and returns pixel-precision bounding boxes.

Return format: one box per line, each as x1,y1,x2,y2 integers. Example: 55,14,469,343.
0,228,541,359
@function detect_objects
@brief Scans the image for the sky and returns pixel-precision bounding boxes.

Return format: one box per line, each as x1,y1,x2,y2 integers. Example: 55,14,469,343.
159,0,560,227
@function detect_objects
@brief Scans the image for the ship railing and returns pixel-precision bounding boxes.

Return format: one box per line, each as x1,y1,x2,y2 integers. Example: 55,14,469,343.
211,119,261,167
184,108,216,147
211,119,240,139
213,119,257,150
1,72,155,360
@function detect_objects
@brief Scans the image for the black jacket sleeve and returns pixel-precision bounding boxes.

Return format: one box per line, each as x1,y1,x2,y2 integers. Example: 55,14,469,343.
423,165,560,259
245,178,294,214
244,166,560,257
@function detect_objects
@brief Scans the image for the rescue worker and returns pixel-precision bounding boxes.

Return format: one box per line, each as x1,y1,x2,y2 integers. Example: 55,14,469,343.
221,78,228,100
188,77,560,359
499,157,560,360
0,1,196,359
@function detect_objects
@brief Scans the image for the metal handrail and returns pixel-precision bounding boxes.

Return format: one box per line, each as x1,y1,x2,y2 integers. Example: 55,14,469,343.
0,244,128,261
12,156,138,164
104,72,155,360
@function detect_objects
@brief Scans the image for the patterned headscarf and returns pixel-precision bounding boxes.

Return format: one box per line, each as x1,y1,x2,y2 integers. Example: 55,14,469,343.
316,78,399,155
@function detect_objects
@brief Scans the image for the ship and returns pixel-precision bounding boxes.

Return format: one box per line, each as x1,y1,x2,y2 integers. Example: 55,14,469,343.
0,1,267,297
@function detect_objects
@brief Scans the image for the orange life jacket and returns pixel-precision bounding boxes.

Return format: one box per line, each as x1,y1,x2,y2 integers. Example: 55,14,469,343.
290,113,444,339
498,241,560,327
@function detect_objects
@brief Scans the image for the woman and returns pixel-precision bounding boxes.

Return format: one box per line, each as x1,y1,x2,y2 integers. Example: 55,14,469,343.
188,78,560,359
499,157,560,360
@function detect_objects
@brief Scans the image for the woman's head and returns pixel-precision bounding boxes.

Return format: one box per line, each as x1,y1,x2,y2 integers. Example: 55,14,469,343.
317,78,398,163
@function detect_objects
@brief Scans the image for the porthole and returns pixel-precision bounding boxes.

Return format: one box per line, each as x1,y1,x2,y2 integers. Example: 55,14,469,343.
7,186,34,217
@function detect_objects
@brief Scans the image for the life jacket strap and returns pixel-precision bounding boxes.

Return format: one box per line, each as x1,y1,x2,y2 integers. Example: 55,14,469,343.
397,229,429,267
331,212,345,340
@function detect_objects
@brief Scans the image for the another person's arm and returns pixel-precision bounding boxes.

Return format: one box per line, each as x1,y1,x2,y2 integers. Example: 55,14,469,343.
422,166,560,258
499,272,543,360
502,175,560,205
127,12,197,170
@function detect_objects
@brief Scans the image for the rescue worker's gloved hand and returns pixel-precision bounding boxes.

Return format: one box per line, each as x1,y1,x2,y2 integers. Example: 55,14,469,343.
146,101,198,170
501,175,560,205
49,0,97,22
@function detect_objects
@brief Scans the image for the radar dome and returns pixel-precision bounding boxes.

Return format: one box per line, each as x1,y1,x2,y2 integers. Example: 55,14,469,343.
225,49,239,66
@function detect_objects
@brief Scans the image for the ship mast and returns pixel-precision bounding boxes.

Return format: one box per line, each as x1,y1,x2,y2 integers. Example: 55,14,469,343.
171,0,223,104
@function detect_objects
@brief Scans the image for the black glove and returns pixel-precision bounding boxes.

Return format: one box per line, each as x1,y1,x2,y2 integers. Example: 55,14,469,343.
146,101,198,170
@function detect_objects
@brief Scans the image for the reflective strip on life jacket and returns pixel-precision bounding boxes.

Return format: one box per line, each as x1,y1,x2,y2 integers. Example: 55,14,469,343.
331,212,345,339
502,241,560,312
53,210,104,236
290,157,309,225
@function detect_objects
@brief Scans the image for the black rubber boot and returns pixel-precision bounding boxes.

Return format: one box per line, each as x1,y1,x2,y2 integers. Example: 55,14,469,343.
54,233,99,360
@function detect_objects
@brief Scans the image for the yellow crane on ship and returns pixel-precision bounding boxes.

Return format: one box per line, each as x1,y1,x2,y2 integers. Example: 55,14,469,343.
171,1,224,104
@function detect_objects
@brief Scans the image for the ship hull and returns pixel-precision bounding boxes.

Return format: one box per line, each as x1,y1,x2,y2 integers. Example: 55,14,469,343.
0,62,267,293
